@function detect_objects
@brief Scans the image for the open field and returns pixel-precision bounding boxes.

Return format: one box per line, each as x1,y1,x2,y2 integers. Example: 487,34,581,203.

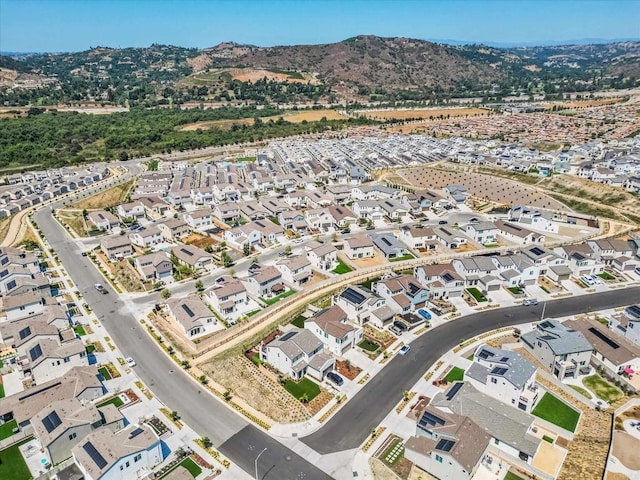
544,98,622,110
183,67,317,86
359,107,490,121
178,109,348,131
71,179,135,210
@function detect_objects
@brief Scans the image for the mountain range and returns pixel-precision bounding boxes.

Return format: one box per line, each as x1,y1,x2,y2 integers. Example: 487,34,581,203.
1,35,639,105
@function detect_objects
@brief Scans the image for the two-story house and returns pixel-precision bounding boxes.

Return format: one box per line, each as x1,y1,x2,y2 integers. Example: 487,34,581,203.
134,252,173,281
100,236,133,261
333,285,393,328
415,264,465,298
276,255,313,288
375,274,430,313
306,243,338,272
305,305,363,356
343,235,374,260
166,296,218,339
206,275,249,322
244,265,283,297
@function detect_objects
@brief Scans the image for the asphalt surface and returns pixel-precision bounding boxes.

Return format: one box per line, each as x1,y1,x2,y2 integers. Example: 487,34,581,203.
301,286,640,454
34,181,332,480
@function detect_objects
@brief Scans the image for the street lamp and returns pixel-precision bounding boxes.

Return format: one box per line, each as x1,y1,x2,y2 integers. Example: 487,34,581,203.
255,447,267,480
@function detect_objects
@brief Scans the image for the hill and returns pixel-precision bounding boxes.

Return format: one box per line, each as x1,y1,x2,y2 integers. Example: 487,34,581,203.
0,36,639,106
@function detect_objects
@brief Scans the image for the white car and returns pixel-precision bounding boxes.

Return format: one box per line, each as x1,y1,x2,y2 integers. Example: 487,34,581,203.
126,357,136,368
398,345,411,355
580,275,595,286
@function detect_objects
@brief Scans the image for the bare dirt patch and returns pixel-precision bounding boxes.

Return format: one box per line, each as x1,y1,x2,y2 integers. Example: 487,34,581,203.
72,179,135,210
184,233,217,249
361,108,490,121
352,252,387,268
178,109,347,131
606,473,630,480
57,210,87,237
612,431,640,470
336,359,362,380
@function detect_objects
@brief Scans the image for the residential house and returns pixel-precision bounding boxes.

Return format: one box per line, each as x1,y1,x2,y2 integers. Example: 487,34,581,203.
134,252,173,281
169,245,213,272
128,226,163,249
276,255,312,288
238,201,270,222
521,319,593,380
379,198,409,221
206,275,249,322
166,296,218,339
415,264,465,298
87,210,120,231
434,226,469,249
587,238,634,268
157,218,190,242
183,208,214,231
305,305,363,356
399,226,438,251
464,221,498,245
495,221,545,245
565,318,640,378
333,285,392,328
466,345,539,413
1,291,47,321
278,211,307,232
352,200,384,222
213,203,241,224
18,335,88,385
343,235,374,260
452,257,501,290
259,328,334,381
100,236,133,261
554,244,605,277
327,205,357,229
138,196,171,219
72,424,163,480
491,254,540,287
375,274,429,313
116,201,145,221
32,398,123,465
244,265,283,297
306,243,337,272
371,233,408,259
304,208,334,232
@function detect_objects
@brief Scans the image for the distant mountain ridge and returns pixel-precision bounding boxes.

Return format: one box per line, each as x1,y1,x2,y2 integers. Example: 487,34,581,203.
1,35,639,105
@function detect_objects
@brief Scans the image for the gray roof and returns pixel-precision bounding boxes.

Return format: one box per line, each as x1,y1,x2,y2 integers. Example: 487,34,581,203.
467,345,536,389
521,319,593,355
432,382,540,457
266,328,322,360
371,233,405,256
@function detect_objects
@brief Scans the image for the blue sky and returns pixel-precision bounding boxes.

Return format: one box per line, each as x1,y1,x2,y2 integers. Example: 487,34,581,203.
1,0,639,52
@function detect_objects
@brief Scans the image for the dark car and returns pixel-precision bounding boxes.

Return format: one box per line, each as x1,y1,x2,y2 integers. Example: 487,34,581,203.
326,371,344,386
393,320,408,332
366,225,375,230
438,220,448,225
81,251,87,257
341,228,351,234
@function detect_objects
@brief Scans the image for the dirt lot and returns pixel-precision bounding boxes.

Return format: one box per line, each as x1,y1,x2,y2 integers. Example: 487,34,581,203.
57,209,87,237
201,355,312,424
544,98,622,110
399,165,569,212
72,179,135,210
612,432,640,469
361,107,490,121
184,233,217,249
179,109,347,131
352,252,387,268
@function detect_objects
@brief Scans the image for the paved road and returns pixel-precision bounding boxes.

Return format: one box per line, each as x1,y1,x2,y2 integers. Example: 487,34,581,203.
34,191,332,480
301,286,640,454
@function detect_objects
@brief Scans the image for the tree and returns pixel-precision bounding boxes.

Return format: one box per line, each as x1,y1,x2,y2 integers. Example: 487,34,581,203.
221,251,233,267
299,393,309,404
169,410,179,421
160,288,171,300
201,436,212,448
243,242,251,257
284,245,292,255
195,280,204,292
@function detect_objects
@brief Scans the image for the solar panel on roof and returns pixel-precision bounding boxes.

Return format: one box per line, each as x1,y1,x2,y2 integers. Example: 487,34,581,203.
500,356,509,362
626,305,640,318
180,248,193,256
446,382,463,400
530,247,545,256
341,287,366,305
435,439,456,452
279,331,297,342
129,427,144,439
491,367,508,375
382,237,392,246
540,321,554,329
507,223,522,231
442,273,454,282
29,344,43,361
83,441,108,469
588,327,619,350
419,411,445,427
42,411,62,433
181,304,195,318
19,326,31,340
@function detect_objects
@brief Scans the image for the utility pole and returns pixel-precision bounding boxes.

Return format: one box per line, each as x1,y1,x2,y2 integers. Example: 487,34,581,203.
255,447,267,480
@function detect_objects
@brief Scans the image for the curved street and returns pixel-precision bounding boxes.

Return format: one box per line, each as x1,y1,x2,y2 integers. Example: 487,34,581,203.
32,163,640,479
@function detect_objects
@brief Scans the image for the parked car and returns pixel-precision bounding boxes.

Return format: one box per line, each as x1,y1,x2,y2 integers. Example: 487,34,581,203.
398,345,411,355
635,266,640,276
94,283,108,294
393,320,408,332
126,357,136,368
580,275,595,286
417,308,432,320
366,225,375,230
438,220,448,225
341,228,351,234
326,371,343,386
523,298,538,306
589,274,602,284
81,251,87,257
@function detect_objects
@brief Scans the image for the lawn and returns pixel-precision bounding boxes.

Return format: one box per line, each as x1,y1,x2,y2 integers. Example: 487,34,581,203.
283,378,321,402
86,344,96,354
245,309,261,317
507,286,524,294
504,472,524,480
583,375,622,402
466,287,487,302
444,366,465,383
96,396,124,409
261,289,296,306
0,384,4,398
73,325,86,336
332,260,353,274
569,385,592,399
0,438,32,480
98,366,112,380
532,392,580,432
0,420,18,440
389,253,415,262
382,438,404,466
358,339,380,352
291,315,306,328
359,276,380,290
597,272,615,281
160,456,202,479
